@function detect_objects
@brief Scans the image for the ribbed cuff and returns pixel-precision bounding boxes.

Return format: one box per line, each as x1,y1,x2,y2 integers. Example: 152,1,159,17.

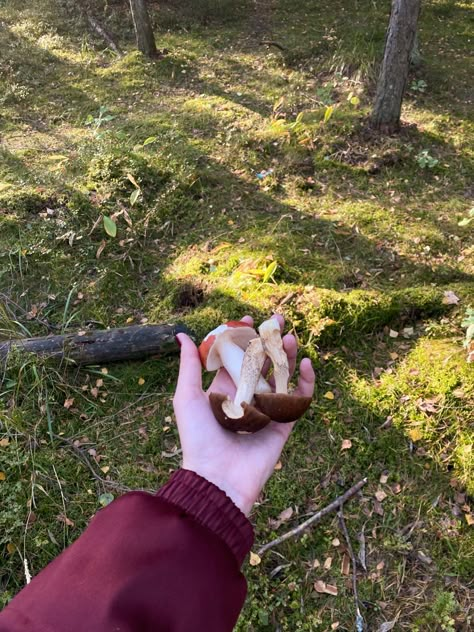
157,469,254,566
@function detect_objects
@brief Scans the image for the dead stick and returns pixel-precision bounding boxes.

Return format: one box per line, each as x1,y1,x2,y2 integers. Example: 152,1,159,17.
54,434,133,494
257,478,367,557
338,508,365,631
0,323,191,365
86,12,123,56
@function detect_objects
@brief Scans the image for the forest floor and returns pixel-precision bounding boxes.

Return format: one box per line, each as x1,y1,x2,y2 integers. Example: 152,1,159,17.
0,1,473,629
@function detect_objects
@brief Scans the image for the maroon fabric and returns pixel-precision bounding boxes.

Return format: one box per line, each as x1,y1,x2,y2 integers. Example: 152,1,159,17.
0,470,254,632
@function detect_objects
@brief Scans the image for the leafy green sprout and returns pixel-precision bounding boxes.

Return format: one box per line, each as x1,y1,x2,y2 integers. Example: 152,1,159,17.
85,106,116,136
415,150,439,169
410,79,428,93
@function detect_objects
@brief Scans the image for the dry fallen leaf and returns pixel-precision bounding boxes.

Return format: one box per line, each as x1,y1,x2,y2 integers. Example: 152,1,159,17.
138,377,145,386
341,553,350,576
274,460,283,471
392,482,402,495
376,560,385,571
314,580,338,596
57,513,74,527
63,398,74,410
389,352,399,360
375,490,387,502
323,556,333,570
101,466,110,474
0,471,6,481
465,514,474,526
312,559,321,568
96,378,104,388
6,542,16,554
331,623,340,630
278,506,294,523
0,438,10,447
389,329,399,338
249,552,261,566
101,368,108,375
324,391,335,400
341,439,352,450
331,538,340,547
380,472,389,484
90,387,99,399
442,290,460,305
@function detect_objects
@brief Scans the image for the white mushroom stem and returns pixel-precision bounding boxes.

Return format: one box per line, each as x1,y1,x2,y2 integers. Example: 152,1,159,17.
222,338,267,419
258,318,290,394
217,340,271,394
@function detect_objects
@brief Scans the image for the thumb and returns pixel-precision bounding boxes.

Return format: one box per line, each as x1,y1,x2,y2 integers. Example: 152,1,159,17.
175,333,203,395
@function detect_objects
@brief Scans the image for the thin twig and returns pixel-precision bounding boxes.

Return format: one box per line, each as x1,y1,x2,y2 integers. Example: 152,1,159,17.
0,292,59,333
259,40,286,51
53,434,133,494
86,12,123,56
338,507,365,631
257,478,367,557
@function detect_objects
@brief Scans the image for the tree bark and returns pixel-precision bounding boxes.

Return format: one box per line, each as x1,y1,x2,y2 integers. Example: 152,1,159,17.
371,0,421,133
129,0,158,58
0,324,191,365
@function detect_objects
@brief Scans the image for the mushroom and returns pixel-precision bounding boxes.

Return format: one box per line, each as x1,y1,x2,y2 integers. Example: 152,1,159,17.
209,338,271,432
199,320,271,394
254,317,312,423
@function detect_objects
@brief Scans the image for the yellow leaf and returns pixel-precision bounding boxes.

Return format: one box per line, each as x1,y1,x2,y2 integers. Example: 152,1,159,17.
408,428,423,442
0,438,10,447
7,542,16,554
138,377,145,385
101,368,109,375
324,391,335,400
249,552,261,566
0,472,6,481
101,466,110,474
465,514,474,526
341,439,352,450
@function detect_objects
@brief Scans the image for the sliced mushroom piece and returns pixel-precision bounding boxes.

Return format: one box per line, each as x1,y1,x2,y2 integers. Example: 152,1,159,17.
254,317,312,423
210,338,271,432
199,320,271,394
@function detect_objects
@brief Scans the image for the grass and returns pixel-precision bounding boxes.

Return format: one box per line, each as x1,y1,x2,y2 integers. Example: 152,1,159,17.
0,0,473,628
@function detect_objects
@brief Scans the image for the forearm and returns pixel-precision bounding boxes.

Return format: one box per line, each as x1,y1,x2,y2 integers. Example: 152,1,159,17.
0,470,254,632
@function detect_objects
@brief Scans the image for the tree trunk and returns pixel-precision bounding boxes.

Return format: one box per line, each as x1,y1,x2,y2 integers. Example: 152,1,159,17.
1,324,191,365
129,0,158,58
371,0,421,133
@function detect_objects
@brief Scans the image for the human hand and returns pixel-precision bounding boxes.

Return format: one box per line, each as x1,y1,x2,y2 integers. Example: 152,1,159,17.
173,315,315,516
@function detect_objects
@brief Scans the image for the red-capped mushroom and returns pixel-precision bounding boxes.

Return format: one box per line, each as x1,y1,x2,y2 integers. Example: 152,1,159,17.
209,338,271,433
254,317,312,423
199,320,271,394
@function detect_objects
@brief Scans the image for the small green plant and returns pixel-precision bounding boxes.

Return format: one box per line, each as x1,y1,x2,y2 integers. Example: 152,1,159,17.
410,79,428,93
416,149,439,169
85,106,116,136
458,207,474,227
413,591,458,632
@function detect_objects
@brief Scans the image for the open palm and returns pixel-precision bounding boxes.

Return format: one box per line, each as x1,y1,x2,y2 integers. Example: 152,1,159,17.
173,315,315,516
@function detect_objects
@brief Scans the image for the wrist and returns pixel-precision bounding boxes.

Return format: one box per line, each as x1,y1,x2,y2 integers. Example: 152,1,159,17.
182,460,255,516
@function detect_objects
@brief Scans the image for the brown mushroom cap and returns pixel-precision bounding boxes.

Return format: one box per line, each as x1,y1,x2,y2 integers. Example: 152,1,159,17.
253,393,312,423
210,392,271,433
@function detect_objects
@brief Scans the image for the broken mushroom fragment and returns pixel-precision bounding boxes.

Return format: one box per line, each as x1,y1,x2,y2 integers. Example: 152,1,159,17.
210,338,271,432
254,317,312,423
199,320,271,394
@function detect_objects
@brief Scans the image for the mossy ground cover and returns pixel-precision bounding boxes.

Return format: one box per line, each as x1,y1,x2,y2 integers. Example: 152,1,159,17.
0,0,473,629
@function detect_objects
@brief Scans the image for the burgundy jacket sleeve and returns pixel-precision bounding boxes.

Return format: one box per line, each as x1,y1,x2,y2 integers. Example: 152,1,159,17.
0,469,254,632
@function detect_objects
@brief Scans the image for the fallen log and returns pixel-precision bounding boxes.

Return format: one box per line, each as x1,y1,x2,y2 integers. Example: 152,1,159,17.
0,324,191,366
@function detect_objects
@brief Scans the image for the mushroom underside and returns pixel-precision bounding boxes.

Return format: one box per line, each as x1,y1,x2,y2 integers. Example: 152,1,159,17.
209,393,271,433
